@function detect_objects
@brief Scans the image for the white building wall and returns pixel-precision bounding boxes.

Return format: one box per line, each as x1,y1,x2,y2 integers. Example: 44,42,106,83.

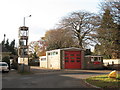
46,49,61,69
39,56,47,68
18,57,28,65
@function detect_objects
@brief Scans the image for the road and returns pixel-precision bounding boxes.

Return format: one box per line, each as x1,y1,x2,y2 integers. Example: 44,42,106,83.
1,67,112,88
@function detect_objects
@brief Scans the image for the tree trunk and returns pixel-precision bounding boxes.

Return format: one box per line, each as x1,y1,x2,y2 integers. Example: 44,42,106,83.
78,38,83,48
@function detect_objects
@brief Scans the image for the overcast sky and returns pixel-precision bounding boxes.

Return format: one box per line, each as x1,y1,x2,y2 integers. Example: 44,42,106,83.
0,0,101,46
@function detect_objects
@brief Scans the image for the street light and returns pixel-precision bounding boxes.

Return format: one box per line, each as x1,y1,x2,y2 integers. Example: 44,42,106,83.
23,15,31,26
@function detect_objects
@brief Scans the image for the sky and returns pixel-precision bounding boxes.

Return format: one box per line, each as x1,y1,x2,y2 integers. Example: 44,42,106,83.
0,0,101,47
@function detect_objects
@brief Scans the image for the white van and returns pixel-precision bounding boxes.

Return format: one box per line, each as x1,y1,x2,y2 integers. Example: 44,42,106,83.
0,62,9,72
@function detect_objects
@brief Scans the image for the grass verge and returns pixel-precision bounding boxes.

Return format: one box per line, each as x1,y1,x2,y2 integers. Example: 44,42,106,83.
86,74,120,88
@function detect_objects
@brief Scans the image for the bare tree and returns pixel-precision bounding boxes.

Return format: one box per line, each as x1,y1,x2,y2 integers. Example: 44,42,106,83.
58,11,100,48
29,37,46,58
45,28,77,50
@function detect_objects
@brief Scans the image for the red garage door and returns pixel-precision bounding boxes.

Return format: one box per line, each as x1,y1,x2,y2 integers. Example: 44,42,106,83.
64,51,81,69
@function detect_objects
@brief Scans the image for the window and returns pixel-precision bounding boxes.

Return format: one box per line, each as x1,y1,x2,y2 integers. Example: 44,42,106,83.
91,57,102,62
91,57,94,62
41,58,46,61
53,52,56,55
0,64,7,66
50,53,52,55
70,54,74,56
20,31,28,36
94,57,98,61
65,57,69,59
76,60,80,62
76,57,80,59
23,49,28,55
34,60,39,62
48,53,50,55
56,52,58,55
98,57,101,61
71,60,74,62
65,60,69,62
50,52,58,55
71,57,74,59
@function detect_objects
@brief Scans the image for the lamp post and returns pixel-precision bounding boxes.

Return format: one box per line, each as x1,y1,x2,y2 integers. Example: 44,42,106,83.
23,15,31,26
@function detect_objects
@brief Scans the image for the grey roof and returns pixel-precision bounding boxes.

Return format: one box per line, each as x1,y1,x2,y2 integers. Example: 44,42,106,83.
60,47,85,51
47,47,85,52
85,55,103,57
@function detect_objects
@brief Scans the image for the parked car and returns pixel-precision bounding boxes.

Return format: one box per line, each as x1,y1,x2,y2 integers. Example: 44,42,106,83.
0,62,9,73
28,59,40,66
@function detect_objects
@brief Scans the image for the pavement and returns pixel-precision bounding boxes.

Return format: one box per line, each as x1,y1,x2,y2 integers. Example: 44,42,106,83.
1,66,115,89
30,66,120,76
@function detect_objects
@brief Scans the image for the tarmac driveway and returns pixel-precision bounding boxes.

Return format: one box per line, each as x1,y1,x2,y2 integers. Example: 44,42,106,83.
2,67,112,89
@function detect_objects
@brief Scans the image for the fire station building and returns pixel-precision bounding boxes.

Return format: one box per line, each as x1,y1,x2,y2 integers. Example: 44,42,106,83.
40,47,85,69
